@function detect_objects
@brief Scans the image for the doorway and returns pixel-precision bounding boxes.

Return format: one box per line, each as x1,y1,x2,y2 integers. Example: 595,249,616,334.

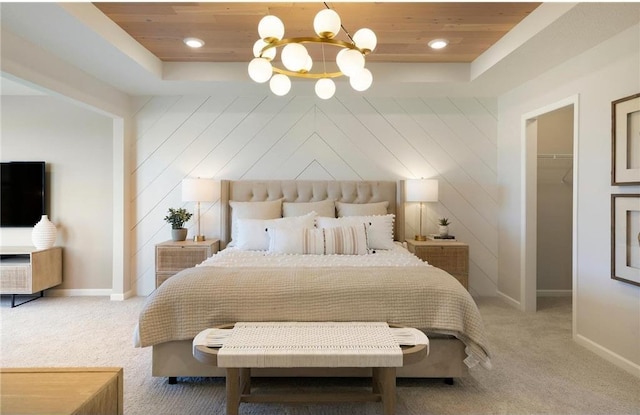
521,96,579,313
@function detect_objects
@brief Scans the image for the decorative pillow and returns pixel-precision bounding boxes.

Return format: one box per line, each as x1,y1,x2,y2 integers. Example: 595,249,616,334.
336,201,389,217
316,214,395,250
229,199,283,245
268,227,325,255
323,225,369,255
268,225,369,255
236,212,316,251
283,199,335,218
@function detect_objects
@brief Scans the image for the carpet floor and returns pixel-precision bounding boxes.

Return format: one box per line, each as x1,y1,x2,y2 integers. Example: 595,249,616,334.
1,295,638,415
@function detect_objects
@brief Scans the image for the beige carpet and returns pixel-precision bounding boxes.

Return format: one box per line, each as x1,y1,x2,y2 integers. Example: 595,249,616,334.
1,295,638,415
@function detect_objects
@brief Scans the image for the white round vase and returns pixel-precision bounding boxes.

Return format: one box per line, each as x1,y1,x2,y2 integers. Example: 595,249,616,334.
32,215,57,249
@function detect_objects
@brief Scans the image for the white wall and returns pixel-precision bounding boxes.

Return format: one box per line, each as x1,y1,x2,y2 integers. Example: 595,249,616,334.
497,24,640,373
130,95,499,296
0,96,114,291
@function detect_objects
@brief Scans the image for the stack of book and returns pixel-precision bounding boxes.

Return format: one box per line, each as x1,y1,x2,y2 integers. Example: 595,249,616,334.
428,234,457,241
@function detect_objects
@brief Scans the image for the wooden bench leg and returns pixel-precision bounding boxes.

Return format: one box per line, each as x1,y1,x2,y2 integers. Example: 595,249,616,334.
240,368,251,395
374,367,396,415
226,368,241,415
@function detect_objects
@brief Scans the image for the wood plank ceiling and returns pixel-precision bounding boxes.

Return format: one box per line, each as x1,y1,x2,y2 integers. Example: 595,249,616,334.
93,2,540,63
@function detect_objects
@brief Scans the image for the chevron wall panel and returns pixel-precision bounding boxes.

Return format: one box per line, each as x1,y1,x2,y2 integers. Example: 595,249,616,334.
131,95,498,297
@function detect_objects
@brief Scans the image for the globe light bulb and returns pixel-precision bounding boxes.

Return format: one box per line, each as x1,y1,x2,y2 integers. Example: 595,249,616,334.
353,28,377,53
336,49,365,77
247,58,273,83
313,9,341,39
258,15,285,42
349,68,373,92
281,43,309,72
253,39,276,60
315,78,336,100
269,74,291,96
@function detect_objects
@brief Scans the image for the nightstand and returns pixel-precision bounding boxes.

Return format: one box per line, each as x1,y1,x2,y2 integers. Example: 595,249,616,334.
155,239,219,288
406,239,469,290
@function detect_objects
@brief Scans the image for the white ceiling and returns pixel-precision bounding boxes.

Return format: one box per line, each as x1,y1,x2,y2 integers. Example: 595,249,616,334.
1,2,639,97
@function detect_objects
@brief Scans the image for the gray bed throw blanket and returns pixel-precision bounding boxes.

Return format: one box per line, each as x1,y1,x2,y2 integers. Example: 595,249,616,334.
136,265,492,369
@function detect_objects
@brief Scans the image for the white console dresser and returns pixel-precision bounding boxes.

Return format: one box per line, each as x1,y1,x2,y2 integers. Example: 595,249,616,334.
0,246,62,307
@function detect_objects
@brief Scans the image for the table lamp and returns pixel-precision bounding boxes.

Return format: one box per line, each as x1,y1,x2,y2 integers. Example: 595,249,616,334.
181,178,217,242
405,179,439,241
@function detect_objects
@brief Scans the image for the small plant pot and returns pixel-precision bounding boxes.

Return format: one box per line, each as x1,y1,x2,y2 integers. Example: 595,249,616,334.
438,225,449,236
171,228,188,241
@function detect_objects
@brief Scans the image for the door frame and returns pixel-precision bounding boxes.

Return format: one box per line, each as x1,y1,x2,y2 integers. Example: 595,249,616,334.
520,94,580,314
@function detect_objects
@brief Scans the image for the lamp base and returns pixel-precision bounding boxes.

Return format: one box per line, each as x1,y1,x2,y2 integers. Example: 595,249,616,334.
194,235,205,242
414,234,427,241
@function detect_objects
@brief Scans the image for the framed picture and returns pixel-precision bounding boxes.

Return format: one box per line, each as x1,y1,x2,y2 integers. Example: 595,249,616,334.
611,194,640,286
611,93,640,185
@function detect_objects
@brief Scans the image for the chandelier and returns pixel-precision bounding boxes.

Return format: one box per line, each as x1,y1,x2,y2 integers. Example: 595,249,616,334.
247,6,377,99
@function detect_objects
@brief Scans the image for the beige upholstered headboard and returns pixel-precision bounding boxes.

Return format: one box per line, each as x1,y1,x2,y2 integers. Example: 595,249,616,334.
219,180,405,249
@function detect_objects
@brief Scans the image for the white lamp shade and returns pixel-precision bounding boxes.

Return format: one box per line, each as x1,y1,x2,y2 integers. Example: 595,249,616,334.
315,78,336,99
349,68,373,92
269,74,291,96
258,15,284,41
248,58,273,83
353,28,377,52
405,179,438,202
182,178,218,202
313,9,341,38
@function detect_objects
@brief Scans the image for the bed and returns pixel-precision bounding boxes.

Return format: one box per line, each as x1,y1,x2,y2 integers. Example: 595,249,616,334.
136,180,491,381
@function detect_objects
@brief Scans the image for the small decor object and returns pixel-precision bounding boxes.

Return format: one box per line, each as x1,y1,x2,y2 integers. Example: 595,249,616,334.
31,215,57,249
611,194,640,286
438,218,450,237
612,93,640,185
164,208,193,241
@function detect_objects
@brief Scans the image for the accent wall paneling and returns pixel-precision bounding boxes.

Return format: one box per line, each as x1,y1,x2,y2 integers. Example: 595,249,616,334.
130,94,499,297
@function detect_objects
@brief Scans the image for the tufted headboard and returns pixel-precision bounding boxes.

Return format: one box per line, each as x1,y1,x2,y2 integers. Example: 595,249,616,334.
219,180,405,249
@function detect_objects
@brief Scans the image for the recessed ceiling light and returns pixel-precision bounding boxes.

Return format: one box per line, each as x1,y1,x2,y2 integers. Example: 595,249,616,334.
428,39,448,50
184,37,205,48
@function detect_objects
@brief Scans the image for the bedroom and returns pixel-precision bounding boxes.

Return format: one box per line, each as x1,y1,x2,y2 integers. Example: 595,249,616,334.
0,2,638,413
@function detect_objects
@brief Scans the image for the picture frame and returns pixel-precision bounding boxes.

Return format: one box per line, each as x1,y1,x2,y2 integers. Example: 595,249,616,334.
611,93,640,185
611,194,640,287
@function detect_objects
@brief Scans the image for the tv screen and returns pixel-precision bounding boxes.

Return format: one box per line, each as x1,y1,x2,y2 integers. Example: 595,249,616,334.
1,161,46,227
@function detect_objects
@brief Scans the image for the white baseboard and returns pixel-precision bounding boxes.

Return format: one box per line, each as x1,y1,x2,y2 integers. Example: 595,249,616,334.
575,334,640,379
496,289,521,309
537,289,572,297
110,290,135,301
48,288,111,297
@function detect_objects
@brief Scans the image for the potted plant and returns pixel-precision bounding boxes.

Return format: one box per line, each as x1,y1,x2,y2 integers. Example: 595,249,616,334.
438,217,451,236
164,208,193,241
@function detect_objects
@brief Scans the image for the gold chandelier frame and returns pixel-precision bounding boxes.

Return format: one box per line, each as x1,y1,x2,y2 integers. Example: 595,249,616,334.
258,37,370,79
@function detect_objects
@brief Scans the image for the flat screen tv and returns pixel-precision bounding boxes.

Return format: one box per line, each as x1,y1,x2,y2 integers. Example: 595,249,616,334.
1,161,46,227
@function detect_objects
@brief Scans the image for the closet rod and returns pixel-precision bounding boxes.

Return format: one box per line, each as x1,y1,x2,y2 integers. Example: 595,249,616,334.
537,153,573,159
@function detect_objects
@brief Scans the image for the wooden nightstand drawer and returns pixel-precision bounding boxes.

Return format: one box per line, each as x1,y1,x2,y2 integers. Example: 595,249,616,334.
406,240,469,290
155,240,219,288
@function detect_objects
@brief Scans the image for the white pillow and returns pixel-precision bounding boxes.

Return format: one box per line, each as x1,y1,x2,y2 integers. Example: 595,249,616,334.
283,199,335,218
268,227,325,255
236,212,316,251
268,225,369,255
229,199,283,245
316,214,395,250
336,201,389,217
